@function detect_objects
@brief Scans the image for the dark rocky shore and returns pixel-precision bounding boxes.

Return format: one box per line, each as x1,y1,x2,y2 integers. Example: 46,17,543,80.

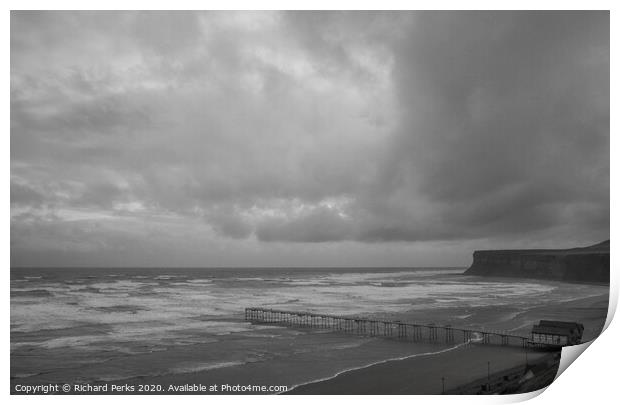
464,240,609,283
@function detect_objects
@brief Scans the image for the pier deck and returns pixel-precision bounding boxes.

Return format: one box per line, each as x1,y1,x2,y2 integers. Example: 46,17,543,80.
245,307,532,348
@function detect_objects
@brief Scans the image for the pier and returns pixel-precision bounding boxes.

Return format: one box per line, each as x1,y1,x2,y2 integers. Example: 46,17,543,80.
245,307,531,348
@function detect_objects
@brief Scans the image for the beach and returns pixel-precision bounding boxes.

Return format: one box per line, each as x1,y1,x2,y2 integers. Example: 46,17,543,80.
287,345,553,395
11,268,608,394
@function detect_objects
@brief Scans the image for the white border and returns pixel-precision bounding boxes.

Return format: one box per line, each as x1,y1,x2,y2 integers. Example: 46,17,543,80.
4,2,616,405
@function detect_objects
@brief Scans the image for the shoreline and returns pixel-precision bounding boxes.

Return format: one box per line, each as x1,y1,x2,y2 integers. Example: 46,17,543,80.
286,344,554,395
282,341,469,394
460,272,610,287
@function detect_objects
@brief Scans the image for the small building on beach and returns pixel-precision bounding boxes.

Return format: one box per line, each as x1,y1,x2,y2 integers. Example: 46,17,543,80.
530,320,584,346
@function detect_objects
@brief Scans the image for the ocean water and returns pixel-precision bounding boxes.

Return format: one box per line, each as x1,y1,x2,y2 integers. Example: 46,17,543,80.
10,267,608,389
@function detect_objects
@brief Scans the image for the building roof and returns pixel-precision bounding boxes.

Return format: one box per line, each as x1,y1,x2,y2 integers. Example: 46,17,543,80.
532,320,584,336
532,325,572,336
538,320,584,331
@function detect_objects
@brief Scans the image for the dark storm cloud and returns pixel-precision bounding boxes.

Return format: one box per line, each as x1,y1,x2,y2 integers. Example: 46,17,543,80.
10,11,609,266
371,11,609,241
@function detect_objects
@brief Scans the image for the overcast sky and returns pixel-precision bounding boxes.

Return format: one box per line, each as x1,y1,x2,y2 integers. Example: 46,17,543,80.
10,11,609,267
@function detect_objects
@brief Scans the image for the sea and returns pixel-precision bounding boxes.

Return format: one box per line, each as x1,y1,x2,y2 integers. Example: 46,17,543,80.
10,267,609,391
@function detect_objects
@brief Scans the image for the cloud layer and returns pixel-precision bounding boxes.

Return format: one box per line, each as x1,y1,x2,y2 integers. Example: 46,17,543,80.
11,11,609,266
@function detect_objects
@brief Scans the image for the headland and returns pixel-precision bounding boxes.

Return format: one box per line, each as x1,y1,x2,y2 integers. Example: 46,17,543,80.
464,240,609,283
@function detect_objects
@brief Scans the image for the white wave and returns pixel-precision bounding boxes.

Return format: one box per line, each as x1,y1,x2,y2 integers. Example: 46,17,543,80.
169,360,246,375
12,372,43,378
12,334,107,350
154,275,185,280
184,279,213,284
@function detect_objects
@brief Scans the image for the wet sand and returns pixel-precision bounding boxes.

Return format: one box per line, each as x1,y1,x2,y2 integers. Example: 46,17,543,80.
288,344,551,394
98,334,458,394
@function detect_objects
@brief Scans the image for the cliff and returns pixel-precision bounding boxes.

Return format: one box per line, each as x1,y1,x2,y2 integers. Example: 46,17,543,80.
464,240,609,283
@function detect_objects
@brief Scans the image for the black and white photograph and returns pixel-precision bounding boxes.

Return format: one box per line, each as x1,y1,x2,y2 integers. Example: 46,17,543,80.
9,8,610,396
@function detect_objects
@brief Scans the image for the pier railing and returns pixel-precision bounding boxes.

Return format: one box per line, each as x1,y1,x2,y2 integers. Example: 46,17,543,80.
245,307,530,348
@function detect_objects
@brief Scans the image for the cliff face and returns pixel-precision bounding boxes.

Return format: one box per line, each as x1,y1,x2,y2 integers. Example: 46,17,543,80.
464,240,609,283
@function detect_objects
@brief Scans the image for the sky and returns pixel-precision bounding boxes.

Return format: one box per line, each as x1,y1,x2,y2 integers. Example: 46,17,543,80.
10,11,609,267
